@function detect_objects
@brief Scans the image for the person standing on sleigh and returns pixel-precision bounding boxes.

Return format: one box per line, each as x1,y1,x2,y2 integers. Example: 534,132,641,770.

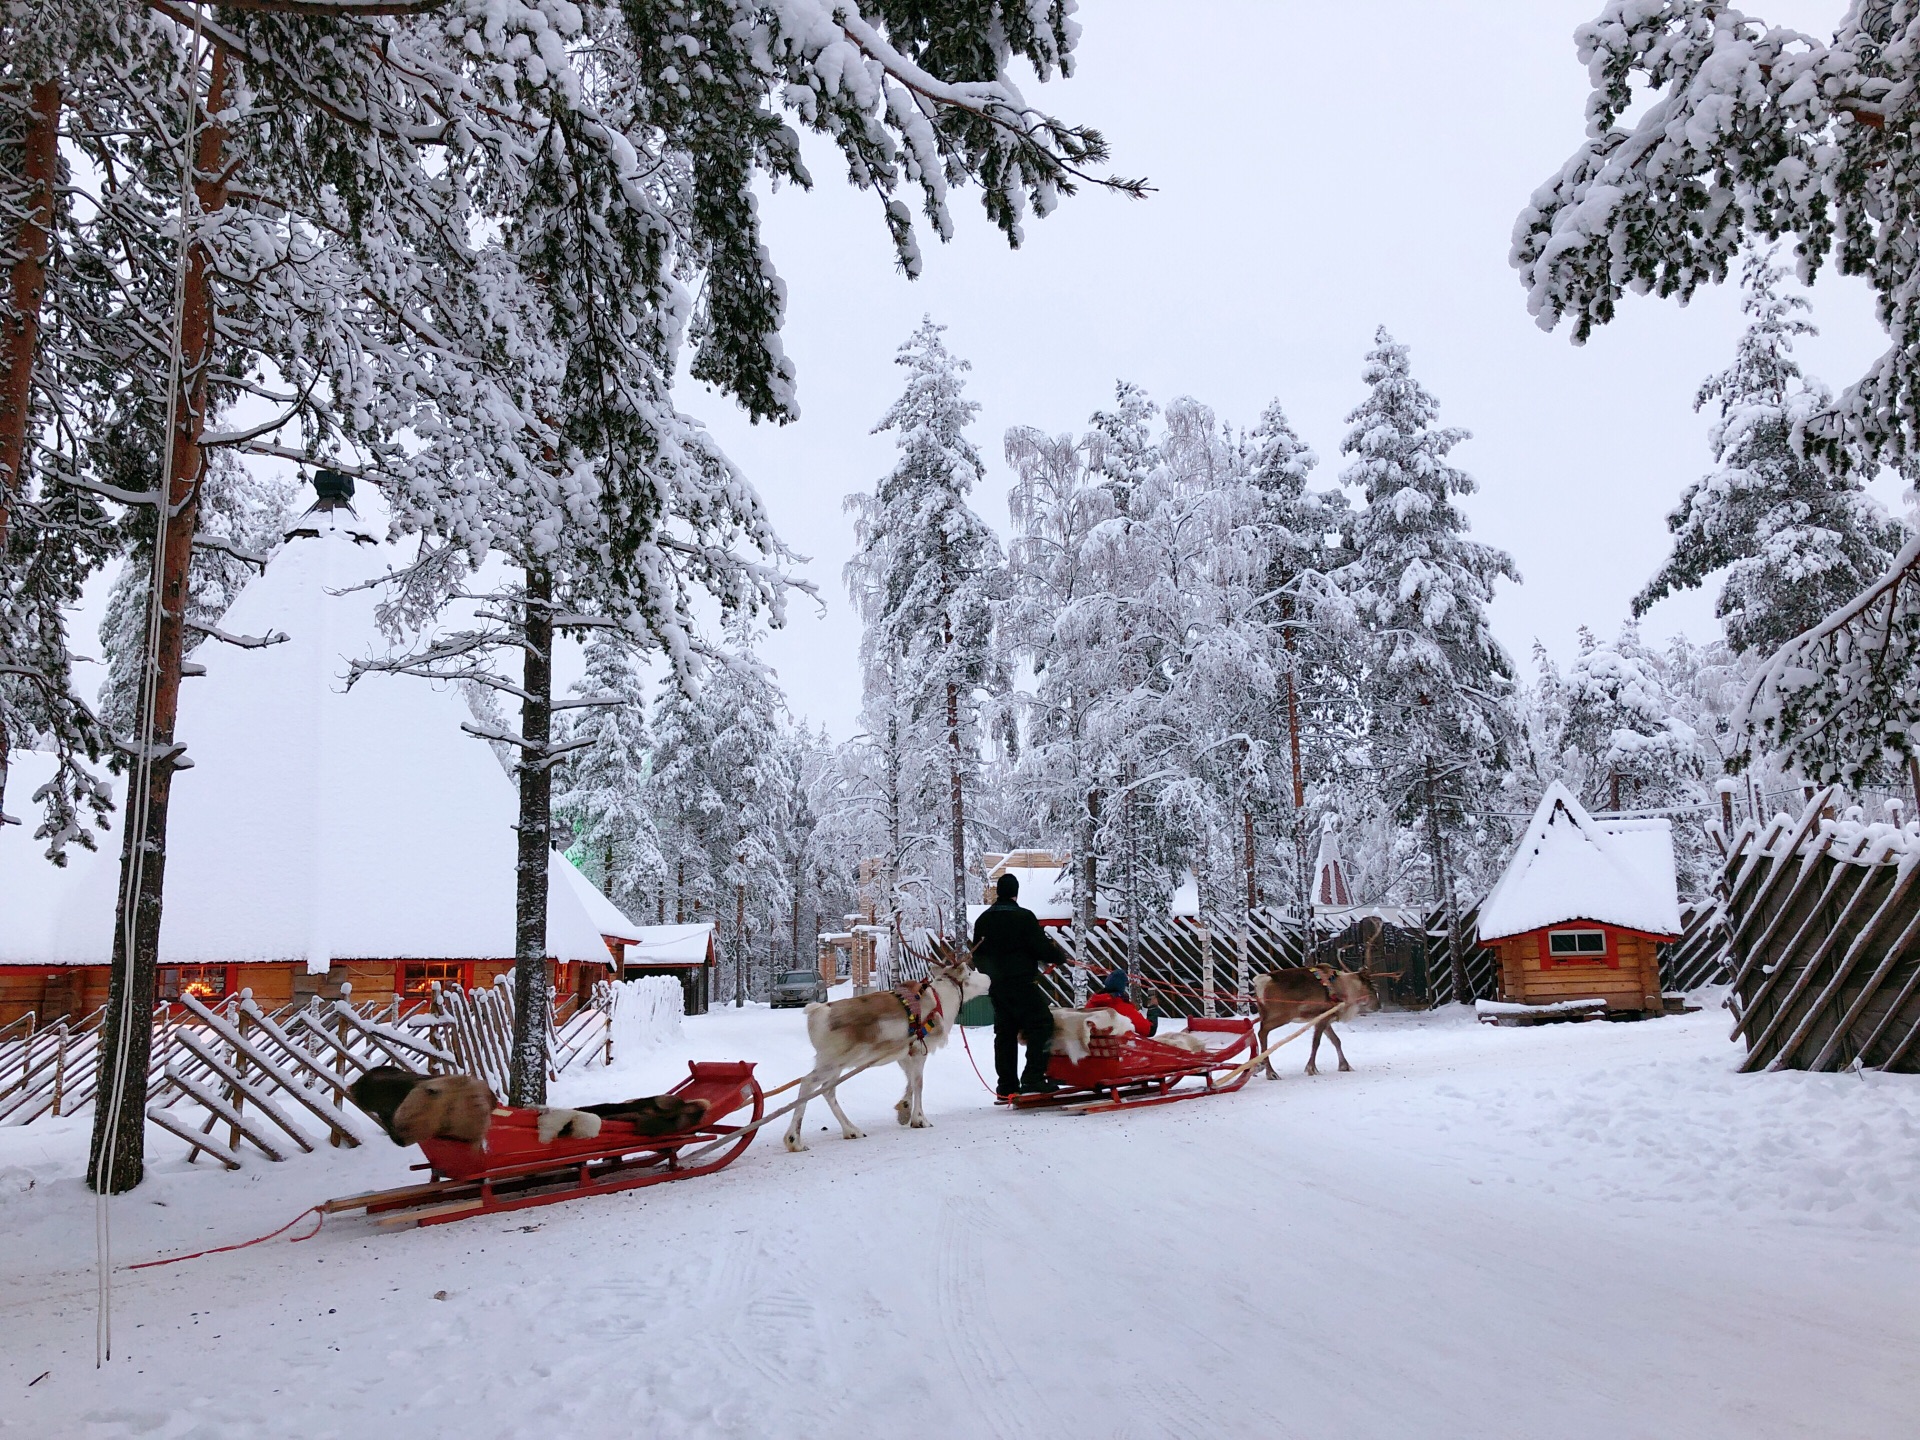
970,873,1060,1098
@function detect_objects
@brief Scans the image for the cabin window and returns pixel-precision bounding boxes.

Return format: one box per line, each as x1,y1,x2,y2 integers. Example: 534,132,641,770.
399,961,467,999
1545,929,1608,964
159,965,229,1001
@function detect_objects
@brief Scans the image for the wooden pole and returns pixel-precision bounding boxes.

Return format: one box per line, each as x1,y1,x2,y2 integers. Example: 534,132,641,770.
507,565,554,1107
89,45,231,1194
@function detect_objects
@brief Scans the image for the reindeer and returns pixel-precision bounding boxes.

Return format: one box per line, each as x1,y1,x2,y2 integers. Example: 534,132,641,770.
783,958,989,1152
1253,965,1380,1078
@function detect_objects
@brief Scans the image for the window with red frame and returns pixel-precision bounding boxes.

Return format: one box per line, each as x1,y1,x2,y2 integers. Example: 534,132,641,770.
399,961,467,999
159,965,230,1001
1546,928,1609,964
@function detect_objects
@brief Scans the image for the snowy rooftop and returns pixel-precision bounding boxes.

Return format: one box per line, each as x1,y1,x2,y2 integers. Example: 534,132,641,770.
625,924,714,967
967,857,1112,927
0,492,621,970
1476,782,1681,943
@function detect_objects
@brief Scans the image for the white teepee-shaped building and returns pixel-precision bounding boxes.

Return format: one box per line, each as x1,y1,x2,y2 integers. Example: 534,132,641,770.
0,482,639,1021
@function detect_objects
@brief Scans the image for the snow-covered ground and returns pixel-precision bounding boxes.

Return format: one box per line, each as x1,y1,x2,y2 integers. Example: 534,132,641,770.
2,1001,1915,1439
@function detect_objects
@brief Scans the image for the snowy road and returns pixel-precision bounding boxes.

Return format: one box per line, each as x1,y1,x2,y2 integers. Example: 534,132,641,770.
2,1003,1915,1439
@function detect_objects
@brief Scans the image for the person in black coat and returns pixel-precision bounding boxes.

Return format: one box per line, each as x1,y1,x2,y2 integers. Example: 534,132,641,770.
970,872,1061,1097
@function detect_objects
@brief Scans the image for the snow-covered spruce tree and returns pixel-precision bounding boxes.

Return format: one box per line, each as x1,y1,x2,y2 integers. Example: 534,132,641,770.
1002,413,1134,998
848,319,1004,952
554,632,662,918
1513,2,1920,783
1635,254,1902,655
644,644,794,1004
1338,329,1518,997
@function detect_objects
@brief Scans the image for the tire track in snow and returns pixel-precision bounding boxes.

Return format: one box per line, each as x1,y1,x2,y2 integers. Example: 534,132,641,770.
935,1193,1059,1439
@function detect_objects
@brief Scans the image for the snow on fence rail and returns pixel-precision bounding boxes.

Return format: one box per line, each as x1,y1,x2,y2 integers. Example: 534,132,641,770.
1724,788,1920,1072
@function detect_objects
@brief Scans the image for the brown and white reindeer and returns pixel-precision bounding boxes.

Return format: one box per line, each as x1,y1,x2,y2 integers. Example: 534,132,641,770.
1253,966,1380,1079
783,959,989,1152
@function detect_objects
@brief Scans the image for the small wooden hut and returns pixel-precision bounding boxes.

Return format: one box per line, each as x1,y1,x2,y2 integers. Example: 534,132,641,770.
1476,783,1680,1015
619,924,716,1016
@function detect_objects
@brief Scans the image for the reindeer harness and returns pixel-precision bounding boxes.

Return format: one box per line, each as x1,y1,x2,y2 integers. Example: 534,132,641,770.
892,979,945,1056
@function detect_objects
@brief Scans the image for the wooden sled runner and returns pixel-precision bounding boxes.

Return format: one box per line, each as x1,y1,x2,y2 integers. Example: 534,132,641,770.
323,1060,763,1228
1005,1017,1257,1114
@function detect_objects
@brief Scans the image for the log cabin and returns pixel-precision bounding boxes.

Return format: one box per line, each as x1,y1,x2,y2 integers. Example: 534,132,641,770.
1476,782,1681,1015
0,483,641,1028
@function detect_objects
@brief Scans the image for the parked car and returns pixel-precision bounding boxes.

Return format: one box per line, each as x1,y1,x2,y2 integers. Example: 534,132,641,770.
770,968,827,1008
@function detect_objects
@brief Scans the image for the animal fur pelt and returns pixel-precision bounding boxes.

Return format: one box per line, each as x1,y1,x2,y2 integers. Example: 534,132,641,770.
578,1095,712,1136
391,1074,496,1147
347,1064,427,1144
535,1108,603,1143
1049,1006,1134,1064
1150,1030,1211,1054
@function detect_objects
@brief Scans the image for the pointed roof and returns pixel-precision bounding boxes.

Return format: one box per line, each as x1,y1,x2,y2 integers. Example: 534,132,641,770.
1476,782,1681,943
0,489,621,970
1312,816,1353,913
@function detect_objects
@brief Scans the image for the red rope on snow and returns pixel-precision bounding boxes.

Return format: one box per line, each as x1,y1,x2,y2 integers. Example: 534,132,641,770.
956,1024,1002,1097
127,1206,325,1270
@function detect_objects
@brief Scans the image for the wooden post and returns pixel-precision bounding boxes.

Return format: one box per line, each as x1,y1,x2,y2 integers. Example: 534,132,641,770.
1200,926,1216,1019
1720,785,1734,837
227,999,250,1154
331,983,350,1147
735,855,746,1008
51,1023,67,1118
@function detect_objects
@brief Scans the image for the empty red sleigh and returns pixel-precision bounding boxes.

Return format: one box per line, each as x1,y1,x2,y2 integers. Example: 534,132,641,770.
324,1060,764,1228
1005,1017,1258,1113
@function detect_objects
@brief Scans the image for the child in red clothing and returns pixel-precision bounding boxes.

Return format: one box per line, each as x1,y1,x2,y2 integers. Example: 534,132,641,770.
1087,966,1152,1036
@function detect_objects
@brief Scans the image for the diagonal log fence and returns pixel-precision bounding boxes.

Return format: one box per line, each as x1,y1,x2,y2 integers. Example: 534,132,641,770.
1722,789,1920,1072
0,975,652,1170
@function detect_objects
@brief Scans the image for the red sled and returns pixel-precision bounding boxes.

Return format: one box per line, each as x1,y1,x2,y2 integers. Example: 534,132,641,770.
1005,1017,1257,1113
323,1060,764,1228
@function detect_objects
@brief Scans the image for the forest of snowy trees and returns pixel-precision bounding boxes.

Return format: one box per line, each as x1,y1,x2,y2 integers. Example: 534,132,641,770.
549,271,1910,1001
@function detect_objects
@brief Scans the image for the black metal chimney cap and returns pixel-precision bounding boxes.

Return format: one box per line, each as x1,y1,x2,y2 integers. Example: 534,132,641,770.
312,467,355,503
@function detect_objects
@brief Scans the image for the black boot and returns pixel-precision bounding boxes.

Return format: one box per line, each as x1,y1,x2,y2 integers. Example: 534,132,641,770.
1019,1076,1062,1094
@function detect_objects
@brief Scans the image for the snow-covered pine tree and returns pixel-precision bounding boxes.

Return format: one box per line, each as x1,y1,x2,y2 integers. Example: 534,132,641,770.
849,319,1003,951
644,643,795,1004
1002,414,1133,999
554,632,661,919
1513,5,1920,786
1635,254,1903,655
1338,329,1518,997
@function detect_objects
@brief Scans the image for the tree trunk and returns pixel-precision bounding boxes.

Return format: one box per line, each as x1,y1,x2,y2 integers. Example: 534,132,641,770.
1239,806,1254,1013
507,565,554,1107
1283,608,1309,961
1123,769,1139,993
886,708,902,987
89,51,230,1194
0,78,58,822
947,676,968,960
1074,788,1096,1006
734,868,746,1007
1425,759,1467,1006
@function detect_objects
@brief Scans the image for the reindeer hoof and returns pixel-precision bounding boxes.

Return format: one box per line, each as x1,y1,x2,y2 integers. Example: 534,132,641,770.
1304,1064,1319,1077
842,1127,867,1141
895,1103,911,1126
1338,1061,1352,1072
909,1116,930,1129
784,1137,808,1153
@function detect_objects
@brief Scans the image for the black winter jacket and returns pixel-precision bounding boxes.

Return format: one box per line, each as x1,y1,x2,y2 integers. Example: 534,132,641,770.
970,900,1055,991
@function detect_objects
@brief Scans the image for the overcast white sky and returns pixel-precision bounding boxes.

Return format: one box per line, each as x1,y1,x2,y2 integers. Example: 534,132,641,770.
687,0,1898,742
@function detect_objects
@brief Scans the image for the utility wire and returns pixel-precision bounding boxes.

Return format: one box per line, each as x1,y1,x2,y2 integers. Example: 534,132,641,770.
95,0,208,1368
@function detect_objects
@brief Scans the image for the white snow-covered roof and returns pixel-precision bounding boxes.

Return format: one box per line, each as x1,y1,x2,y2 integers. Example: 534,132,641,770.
0,493,619,970
1476,782,1681,943
625,924,714,967
967,858,1112,927
555,860,641,943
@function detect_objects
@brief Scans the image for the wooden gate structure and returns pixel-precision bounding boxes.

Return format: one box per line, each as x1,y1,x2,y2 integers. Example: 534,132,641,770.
1723,789,1920,1072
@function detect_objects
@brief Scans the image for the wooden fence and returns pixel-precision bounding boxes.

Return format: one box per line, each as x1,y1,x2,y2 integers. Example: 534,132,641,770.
0,975,656,1171
1724,790,1920,1072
